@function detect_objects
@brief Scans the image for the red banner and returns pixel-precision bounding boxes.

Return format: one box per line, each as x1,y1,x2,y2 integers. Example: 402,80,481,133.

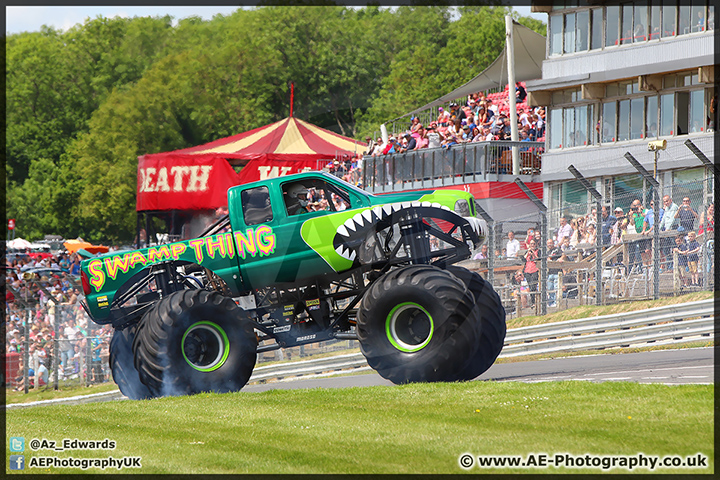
136,156,331,211
136,156,242,211
236,159,327,184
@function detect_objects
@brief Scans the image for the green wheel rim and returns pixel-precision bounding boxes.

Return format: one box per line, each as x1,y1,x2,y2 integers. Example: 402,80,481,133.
385,302,434,353
181,321,230,372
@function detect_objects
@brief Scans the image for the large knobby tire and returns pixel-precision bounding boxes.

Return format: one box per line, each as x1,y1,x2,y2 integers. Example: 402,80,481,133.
446,266,506,381
109,326,154,400
356,265,480,384
133,290,257,397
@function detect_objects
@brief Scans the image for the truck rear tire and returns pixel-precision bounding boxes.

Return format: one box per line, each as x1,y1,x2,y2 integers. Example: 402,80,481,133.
446,266,506,381
356,265,480,384
109,326,154,400
133,290,257,397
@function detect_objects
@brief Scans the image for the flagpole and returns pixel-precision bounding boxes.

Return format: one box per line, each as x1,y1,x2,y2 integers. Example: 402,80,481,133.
506,15,519,175
290,82,294,117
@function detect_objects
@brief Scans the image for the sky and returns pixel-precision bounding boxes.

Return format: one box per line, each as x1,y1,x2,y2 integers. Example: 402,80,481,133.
5,5,546,35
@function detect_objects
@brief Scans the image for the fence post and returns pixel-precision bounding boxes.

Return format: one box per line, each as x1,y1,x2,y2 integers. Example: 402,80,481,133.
53,308,60,390
673,249,680,294
23,309,30,394
568,165,604,305
85,334,91,388
475,202,495,287
624,153,660,300
514,178,547,315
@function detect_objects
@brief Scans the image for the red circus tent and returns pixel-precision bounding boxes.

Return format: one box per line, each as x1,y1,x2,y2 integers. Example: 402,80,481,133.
137,117,366,212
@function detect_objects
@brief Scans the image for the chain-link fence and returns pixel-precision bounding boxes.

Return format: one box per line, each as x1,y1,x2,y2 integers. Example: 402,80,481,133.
5,172,713,393
464,174,715,318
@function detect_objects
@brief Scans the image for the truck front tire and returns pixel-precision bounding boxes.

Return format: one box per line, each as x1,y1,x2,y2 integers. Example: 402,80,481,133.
133,290,257,397
356,265,480,383
446,266,506,381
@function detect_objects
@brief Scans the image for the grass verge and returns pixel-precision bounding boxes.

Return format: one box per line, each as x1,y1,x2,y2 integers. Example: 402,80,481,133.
506,290,713,329
5,382,120,405
5,381,713,474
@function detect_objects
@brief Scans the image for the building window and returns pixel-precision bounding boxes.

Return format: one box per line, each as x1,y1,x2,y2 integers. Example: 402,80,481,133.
590,8,603,49
691,5,706,32
606,5,620,46
576,10,589,51
548,88,593,150
564,12,576,54
601,101,617,143
659,93,674,136
646,96,658,138
678,4,692,35
549,3,711,57
617,99,630,141
662,4,676,37
649,4,661,39
633,5,648,42
550,14,563,56
630,97,644,139
620,3,633,44
689,89,705,133
549,107,563,149
709,5,715,30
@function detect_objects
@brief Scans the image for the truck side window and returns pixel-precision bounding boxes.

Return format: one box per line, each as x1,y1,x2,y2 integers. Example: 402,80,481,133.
241,186,273,225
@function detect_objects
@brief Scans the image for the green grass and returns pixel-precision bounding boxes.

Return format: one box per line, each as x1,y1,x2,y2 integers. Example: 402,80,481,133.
506,290,713,329
5,381,119,405
5,381,713,474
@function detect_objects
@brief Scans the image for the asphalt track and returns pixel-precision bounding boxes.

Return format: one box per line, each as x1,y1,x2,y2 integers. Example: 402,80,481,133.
243,347,714,393
7,348,713,409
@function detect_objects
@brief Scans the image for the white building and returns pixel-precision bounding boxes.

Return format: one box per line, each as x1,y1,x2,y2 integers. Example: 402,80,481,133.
526,1,715,218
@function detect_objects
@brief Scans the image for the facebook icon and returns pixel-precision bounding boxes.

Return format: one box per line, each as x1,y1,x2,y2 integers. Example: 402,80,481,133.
10,455,25,470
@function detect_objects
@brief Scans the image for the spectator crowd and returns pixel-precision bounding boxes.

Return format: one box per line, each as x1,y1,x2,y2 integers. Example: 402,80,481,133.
325,82,546,187
5,250,113,391
480,193,713,310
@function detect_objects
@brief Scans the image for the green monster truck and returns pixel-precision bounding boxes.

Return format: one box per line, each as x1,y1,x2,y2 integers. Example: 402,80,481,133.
80,171,506,398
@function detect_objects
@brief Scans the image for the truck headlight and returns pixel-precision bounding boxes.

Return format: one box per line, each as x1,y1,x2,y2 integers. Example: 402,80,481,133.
454,199,470,217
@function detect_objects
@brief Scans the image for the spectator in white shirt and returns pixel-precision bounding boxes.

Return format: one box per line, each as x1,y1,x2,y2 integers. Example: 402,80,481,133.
506,231,521,258
555,216,573,247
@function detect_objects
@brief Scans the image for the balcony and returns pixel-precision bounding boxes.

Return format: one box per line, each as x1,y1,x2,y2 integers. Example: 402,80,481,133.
362,141,544,193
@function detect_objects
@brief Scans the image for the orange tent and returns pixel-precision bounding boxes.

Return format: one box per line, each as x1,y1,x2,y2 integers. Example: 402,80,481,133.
63,239,109,255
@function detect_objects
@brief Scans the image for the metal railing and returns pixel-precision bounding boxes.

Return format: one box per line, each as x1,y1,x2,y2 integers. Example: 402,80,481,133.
362,140,544,193
244,300,714,383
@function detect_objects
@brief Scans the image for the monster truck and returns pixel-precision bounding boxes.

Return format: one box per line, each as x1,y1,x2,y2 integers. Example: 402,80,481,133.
80,171,506,398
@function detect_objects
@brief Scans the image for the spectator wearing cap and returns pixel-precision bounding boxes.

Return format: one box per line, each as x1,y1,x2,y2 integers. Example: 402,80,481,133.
467,98,478,115
436,108,449,127
460,124,472,142
364,136,375,156
400,133,417,152
449,102,466,122
486,97,498,117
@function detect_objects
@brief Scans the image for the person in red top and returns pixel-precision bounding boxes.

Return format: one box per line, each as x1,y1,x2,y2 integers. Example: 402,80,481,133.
521,238,539,306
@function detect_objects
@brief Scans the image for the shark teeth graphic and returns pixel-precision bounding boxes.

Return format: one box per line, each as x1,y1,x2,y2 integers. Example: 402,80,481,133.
361,209,374,224
344,217,357,233
331,200,475,265
337,224,350,238
335,244,358,262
